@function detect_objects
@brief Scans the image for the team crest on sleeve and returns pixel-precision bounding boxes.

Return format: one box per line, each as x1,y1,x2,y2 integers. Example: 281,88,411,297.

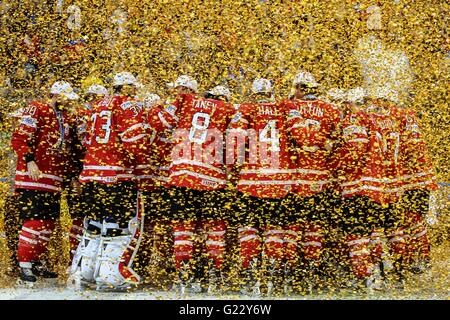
165,104,177,116
20,116,37,128
288,110,301,119
231,112,243,123
121,101,143,116
120,101,133,110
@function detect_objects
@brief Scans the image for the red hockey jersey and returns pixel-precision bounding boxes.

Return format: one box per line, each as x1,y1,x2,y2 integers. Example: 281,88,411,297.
284,98,341,197
229,100,294,199
132,105,173,191
11,100,74,192
396,109,437,192
332,109,387,203
79,95,146,184
365,104,404,203
156,94,234,190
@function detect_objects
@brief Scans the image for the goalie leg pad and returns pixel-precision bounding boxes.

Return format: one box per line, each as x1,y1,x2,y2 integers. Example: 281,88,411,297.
69,218,84,261
79,233,102,282
95,213,144,288
95,235,141,287
70,219,102,279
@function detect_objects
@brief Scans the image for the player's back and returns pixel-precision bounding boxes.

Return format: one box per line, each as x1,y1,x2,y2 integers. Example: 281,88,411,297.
397,108,437,193
168,94,233,190
365,104,403,202
284,98,340,197
230,101,293,199
80,95,133,183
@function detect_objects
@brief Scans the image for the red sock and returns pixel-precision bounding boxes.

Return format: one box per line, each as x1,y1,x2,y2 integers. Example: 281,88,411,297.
302,223,323,263
283,225,301,267
386,227,408,258
369,228,383,263
18,219,55,268
405,212,430,262
263,225,284,261
238,226,260,269
205,220,227,269
69,218,84,260
173,221,196,269
346,234,373,279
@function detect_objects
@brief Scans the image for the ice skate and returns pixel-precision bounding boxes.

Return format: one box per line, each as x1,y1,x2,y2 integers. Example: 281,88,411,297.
240,258,261,296
207,265,225,294
365,264,385,291
266,258,283,296
17,267,37,288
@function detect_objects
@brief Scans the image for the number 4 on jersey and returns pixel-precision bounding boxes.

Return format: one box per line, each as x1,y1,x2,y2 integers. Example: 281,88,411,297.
260,120,280,152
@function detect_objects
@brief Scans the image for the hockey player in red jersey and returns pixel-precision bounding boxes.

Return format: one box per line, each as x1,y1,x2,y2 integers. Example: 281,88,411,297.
283,71,341,293
131,92,176,286
229,78,294,295
362,88,411,288
67,84,109,264
70,72,147,290
11,81,79,285
397,102,438,275
332,87,387,290
146,76,235,293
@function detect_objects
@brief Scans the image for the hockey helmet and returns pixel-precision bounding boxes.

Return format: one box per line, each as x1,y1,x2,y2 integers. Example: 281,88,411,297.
85,84,109,96
50,81,79,100
251,78,272,94
207,85,231,100
113,72,138,87
292,71,319,88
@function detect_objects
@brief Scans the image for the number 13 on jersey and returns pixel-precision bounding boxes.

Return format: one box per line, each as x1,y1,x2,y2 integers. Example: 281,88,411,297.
88,110,112,145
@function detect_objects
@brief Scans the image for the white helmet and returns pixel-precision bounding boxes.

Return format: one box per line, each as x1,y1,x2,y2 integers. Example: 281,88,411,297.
327,88,346,102
168,75,198,92
292,71,319,88
85,84,108,96
252,78,272,94
207,85,231,100
143,93,162,108
50,81,79,100
346,87,366,103
113,72,138,86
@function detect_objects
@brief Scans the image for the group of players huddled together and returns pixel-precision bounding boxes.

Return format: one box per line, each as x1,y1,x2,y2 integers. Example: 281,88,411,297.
7,69,437,295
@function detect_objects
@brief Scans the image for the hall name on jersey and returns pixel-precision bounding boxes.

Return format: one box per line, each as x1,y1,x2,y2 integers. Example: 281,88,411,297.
257,105,280,116
294,104,324,117
193,99,218,111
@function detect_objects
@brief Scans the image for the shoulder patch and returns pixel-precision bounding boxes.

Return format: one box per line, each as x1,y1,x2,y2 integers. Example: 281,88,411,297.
288,109,302,119
20,116,37,128
165,104,177,116
231,112,243,123
120,101,133,110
